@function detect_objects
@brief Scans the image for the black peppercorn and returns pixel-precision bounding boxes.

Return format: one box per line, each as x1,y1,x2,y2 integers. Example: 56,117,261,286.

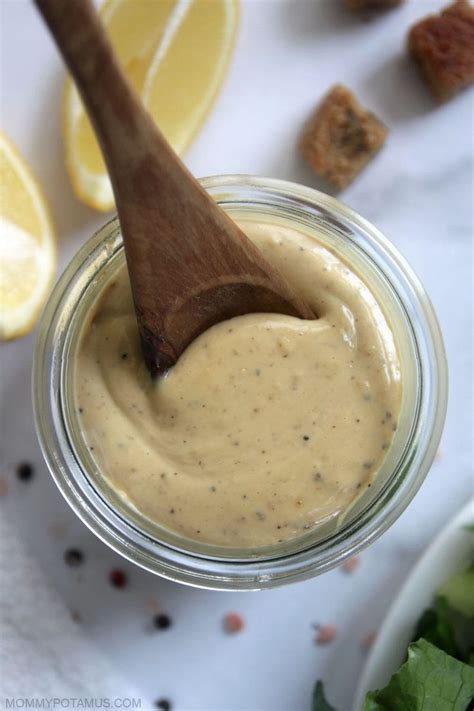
154,613,172,630
16,462,34,482
64,548,84,567
155,700,171,711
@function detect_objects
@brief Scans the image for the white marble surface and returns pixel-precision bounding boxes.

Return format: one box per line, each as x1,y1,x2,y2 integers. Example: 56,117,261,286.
0,1,473,709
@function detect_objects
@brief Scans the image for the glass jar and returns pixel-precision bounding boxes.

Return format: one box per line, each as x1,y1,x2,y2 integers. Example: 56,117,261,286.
33,176,447,590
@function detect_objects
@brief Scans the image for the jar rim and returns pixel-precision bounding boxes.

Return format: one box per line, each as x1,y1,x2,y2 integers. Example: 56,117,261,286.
33,175,448,590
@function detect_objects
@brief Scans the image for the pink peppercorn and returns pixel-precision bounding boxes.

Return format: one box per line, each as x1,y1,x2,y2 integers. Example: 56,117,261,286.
342,555,361,574
223,612,244,634
109,568,128,588
315,624,337,645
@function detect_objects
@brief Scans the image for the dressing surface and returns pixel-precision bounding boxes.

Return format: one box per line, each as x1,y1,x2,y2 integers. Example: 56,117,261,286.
75,220,401,547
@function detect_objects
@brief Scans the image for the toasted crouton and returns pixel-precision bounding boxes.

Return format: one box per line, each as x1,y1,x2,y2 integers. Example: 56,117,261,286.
300,85,388,190
408,0,474,101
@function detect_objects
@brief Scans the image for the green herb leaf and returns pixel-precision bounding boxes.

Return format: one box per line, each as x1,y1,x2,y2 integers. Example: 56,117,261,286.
438,565,474,619
312,681,337,711
364,639,474,711
414,597,461,658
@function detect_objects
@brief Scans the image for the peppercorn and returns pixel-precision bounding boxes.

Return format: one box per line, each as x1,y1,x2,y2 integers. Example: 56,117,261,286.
64,548,84,567
109,569,128,588
154,613,172,630
16,462,34,482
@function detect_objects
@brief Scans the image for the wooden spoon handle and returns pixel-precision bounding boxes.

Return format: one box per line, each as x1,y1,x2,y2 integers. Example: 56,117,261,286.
35,0,315,375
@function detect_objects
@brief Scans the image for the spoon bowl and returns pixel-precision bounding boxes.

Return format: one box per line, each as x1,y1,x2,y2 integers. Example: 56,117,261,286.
35,0,315,375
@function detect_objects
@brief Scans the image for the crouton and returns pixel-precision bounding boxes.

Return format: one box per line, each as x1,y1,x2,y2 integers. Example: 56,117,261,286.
300,85,388,190
408,0,474,101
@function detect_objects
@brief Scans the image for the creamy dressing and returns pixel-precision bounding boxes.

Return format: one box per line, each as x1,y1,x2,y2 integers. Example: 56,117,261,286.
74,220,401,547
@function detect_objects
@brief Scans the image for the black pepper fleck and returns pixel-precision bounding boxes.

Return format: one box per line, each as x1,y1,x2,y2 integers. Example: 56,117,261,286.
154,614,172,630
64,548,84,567
155,700,171,711
16,462,34,482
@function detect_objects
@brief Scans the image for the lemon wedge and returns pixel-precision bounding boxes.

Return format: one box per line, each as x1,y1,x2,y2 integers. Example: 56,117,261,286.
0,131,56,341
63,0,239,212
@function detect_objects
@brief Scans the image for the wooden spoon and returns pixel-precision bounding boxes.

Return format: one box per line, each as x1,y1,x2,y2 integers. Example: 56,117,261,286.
35,0,314,376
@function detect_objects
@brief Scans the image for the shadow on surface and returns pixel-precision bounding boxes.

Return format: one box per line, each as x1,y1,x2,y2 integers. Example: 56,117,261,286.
279,0,362,42
363,53,436,123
